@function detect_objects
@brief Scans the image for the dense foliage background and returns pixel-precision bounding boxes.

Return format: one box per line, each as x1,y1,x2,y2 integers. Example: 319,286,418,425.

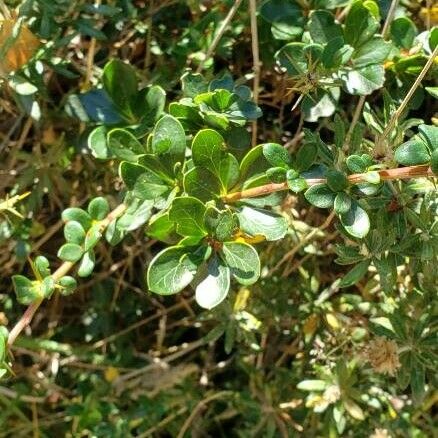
0,0,437,436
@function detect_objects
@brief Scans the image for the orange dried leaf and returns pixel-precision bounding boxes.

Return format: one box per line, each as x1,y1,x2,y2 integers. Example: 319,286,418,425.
0,19,40,74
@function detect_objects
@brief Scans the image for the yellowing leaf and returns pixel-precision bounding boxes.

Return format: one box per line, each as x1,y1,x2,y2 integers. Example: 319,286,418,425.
104,366,119,382
344,398,365,421
325,312,341,330
0,19,40,74
234,287,250,311
303,314,319,338
233,230,266,244
420,7,438,25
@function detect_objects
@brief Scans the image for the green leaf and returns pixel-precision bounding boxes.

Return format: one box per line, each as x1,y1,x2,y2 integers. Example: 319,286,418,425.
340,64,385,95
62,208,92,230
204,208,237,242
237,206,288,241
262,143,291,169
78,250,95,277
346,155,367,173
191,129,224,173
308,10,343,44
134,85,166,127
295,142,318,172
84,224,102,251
34,256,51,279
41,276,55,298
305,184,336,208
147,213,178,244
352,37,391,67
425,87,438,99
339,260,370,287
12,275,42,304
184,167,222,202
147,246,202,295
181,72,208,98
88,197,109,221
322,38,354,69
239,145,268,180
431,149,438,175
302,88,340,122
390,17,417,49
221,242,260,285
218,153,240,190
107,128,144,161
195,256,230,309
57,243,84,262
88,126,111,159
287,176,308,193
410,360,425,404
275,43,307,76
340,201,370,238
169,197,207,238
191,129,239,190
102,59,137,119
334,192,352,214
266,167,287,183
344,1,379,48
64,221,86,245
326,170,348,192
151,115,187,169
297,380,327,391
115,198,154,232
394,137,431,166
119,162,170,200
58,276,77,296
418,124,438,151
260,0,303,40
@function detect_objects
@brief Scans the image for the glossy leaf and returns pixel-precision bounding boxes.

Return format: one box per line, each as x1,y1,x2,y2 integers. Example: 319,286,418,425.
195,256,230,309
147,246,202,295
305,184,336,208
394,137,430,166
169,197,207,238
57,243,84,262
340,201,370,238
221,242,260,285
237,206,288,241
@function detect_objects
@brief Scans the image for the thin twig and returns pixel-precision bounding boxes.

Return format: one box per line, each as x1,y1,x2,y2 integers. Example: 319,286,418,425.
0,386,45,404
377,44,438,151
144,1,153,71
7,203,127,347
381,0,399,38
249,0,260,146
270,211,335,275
222,165,435,203
176,391,232,438
83,0,101,89
343,95,365,151
196,0,243,73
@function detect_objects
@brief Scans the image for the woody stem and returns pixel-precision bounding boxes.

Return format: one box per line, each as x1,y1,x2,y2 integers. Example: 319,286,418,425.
222,165,434,203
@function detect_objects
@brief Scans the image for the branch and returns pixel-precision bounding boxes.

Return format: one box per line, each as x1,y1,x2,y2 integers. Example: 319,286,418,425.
377,44,438,150
196,0,243,73
7,203,127,347
222,165,434,203
248,0,260,147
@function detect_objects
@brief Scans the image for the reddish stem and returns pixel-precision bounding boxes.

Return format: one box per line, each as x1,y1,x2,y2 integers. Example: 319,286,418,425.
222,165,434,203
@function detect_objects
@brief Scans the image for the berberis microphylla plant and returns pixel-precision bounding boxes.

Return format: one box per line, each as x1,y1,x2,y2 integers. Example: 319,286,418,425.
0,0,437,435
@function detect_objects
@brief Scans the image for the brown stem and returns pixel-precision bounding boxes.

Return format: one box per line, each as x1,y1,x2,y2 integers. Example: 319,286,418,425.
222,165,434,203
7,203,127,347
